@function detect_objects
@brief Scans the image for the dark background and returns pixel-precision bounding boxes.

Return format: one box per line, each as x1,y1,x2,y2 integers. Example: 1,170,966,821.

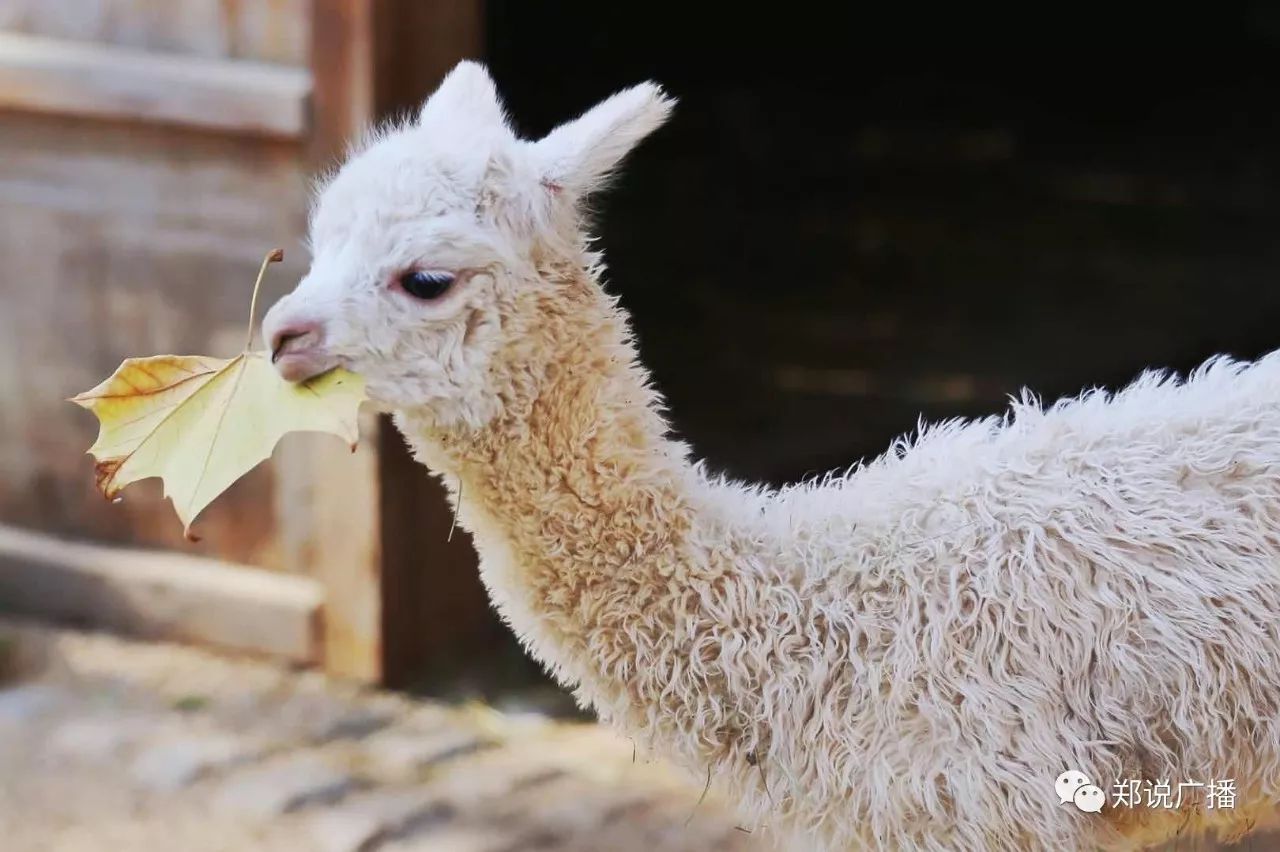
486,4,1280,485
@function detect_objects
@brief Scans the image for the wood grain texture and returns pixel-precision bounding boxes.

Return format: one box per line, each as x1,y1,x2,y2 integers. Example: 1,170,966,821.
368,0,483,118
293,0,386,682
0,0,493,686
0,31,311,137
273,411,384,681
0,110,309,567
307,0,374,168
0,523,323,662
366,0,493,689
0,0,310,65
304,0,495,686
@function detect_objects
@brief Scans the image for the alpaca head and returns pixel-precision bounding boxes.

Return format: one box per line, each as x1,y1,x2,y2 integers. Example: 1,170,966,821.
262,61,673,428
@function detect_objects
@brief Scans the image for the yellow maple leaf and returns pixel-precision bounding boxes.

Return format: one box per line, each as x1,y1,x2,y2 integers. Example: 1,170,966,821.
70,250,365,539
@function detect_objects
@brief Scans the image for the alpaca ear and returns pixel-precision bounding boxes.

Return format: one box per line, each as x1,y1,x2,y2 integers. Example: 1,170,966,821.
419,61,510,135
532,82,675,197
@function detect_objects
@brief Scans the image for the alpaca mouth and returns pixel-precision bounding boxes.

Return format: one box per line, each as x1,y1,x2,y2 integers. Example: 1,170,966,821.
271,336,338,383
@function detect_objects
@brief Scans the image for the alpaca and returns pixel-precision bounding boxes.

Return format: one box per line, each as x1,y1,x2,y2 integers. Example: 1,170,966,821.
262,62,1280,851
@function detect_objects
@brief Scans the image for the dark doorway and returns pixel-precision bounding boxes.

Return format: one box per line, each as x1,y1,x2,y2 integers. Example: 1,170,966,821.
488,4,1280,485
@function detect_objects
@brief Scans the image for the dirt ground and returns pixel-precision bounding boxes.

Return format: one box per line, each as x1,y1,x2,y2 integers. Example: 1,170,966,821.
3,617,1276,852
0,617,769,852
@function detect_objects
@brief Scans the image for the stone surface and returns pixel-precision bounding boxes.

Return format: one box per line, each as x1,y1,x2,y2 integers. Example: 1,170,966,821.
306,788,449,852
130,733,262,792
213,754,358,819
362,727,491,779
317,706,394,742
0,617,763,852
48,715,158,761
381,826,512,852
0,683,65,724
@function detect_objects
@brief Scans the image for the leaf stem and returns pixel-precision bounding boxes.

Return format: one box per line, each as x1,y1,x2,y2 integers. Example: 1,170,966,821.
245,248,285,352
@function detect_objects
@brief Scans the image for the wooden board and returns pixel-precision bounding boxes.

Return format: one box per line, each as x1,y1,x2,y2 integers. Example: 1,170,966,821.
305,0,495,686
0,31,311,137
0,523,323,662
273,412,384,680
0,0,496,686
0,0,310,65
0,110,308,568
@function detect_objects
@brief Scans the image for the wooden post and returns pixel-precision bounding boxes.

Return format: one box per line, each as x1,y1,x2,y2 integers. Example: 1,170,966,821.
301,0,496,685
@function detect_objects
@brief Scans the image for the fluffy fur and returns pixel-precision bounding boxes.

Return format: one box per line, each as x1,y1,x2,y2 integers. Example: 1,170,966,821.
263,62,1280,851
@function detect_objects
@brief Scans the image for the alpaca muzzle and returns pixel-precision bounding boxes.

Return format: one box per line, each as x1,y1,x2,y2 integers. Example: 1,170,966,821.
265,317,336,383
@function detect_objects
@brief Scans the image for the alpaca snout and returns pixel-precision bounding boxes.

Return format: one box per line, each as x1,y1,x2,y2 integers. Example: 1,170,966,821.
262,309,337,383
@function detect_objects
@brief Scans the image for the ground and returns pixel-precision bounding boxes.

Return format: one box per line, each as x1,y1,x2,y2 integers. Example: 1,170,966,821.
3,617,1272,852
0,618,768,852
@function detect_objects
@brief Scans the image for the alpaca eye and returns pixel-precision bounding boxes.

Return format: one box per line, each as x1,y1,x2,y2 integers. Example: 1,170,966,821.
398,270,454,300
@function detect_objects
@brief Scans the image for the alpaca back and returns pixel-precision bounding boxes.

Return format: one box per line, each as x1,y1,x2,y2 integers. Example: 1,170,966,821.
682,352,1280,849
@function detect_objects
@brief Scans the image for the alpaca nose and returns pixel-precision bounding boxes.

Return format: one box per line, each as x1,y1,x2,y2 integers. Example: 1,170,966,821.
269,319,323,363
262,311,335,382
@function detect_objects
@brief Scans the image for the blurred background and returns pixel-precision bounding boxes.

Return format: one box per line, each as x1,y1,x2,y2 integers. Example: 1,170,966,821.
0,2,1277,850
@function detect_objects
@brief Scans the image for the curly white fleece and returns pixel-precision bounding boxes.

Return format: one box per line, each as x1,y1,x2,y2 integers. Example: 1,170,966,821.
409,333,1280,852
266,62,1280,851
678,353,1280,851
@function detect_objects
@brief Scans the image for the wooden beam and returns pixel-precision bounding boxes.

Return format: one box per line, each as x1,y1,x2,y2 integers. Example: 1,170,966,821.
303,0,494,686
378,412,500,687
291,0,387,683
309,0,485,163
366,0,492,688
308,0,377,168
0,524,323,664
0,32,311,138
369,0,485,118
274,413,385,680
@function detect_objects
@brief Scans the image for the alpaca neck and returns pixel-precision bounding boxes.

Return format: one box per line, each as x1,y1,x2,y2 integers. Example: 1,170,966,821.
393,269,706,699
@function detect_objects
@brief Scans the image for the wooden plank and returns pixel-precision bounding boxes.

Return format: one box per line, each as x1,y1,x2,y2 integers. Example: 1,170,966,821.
0,112,309,568
274,411,385,680
301,0,494,686
378,412,501,687
0,0,311,65
307,0,375,168
0,31,311,137
368,0,491,688
308,0,485,162
0,523,323,663
292,0,385,682
369,0,485,118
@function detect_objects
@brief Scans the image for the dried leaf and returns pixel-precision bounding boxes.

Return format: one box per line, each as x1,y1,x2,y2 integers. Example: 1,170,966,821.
69,250,365,538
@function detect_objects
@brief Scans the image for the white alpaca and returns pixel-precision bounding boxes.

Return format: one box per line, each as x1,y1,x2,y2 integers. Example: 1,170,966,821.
262,62,1280,851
